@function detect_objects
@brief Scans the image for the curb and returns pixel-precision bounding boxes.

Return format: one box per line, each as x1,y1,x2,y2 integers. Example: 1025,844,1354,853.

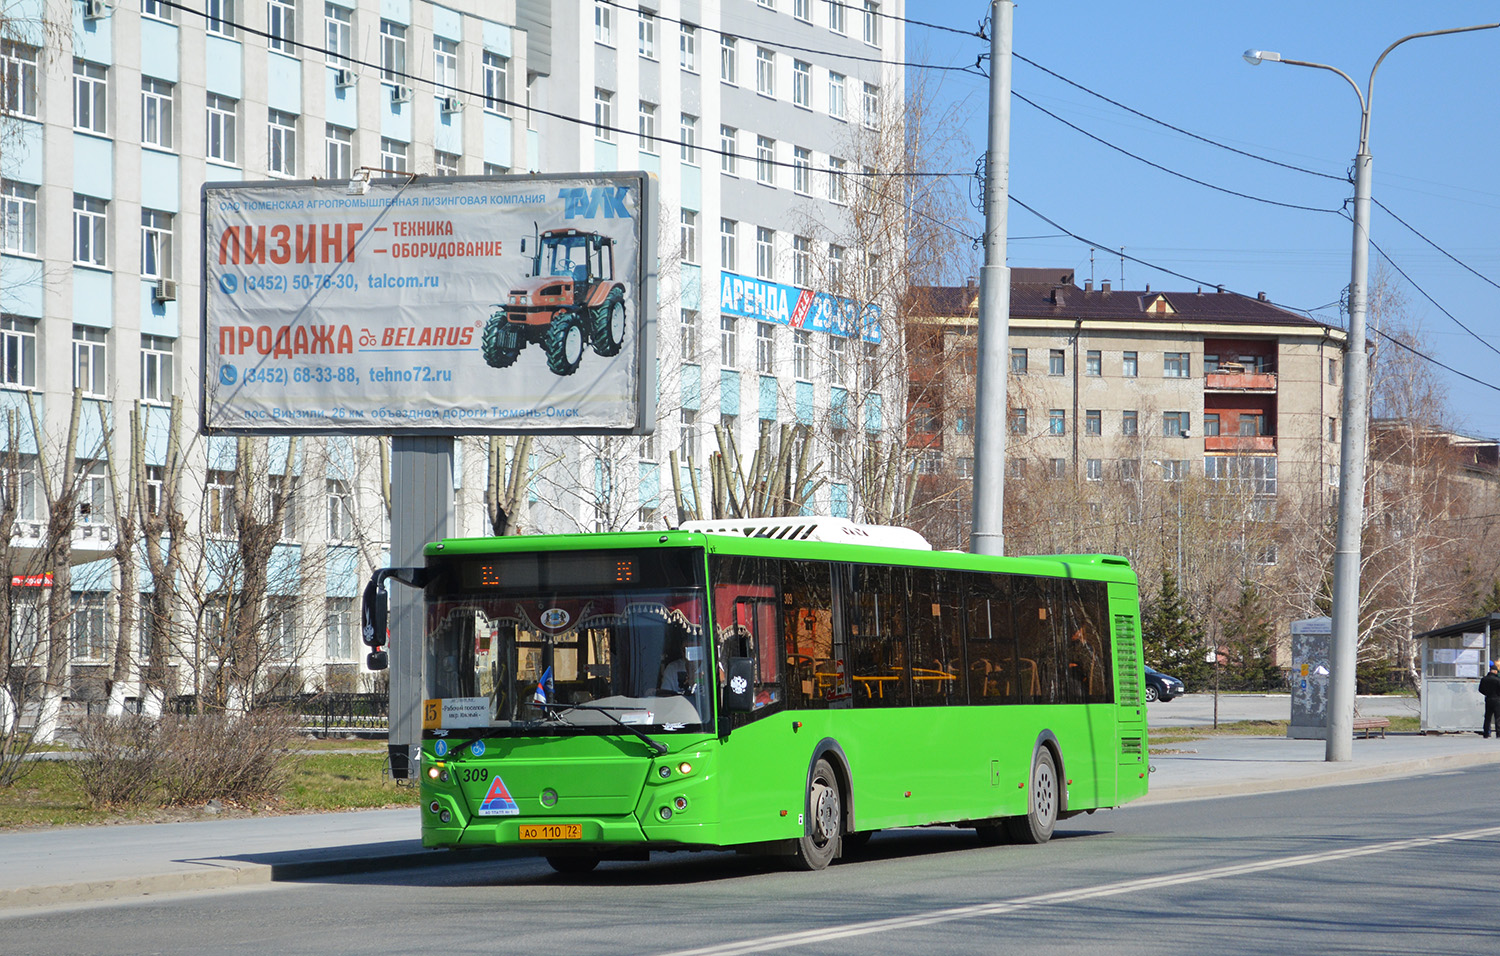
1137,750,1500,805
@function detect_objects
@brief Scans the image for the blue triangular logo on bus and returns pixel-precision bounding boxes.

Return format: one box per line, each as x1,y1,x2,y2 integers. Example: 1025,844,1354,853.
478,775,520,816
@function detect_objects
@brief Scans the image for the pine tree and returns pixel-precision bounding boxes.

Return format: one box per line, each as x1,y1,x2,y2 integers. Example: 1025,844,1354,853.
1141,566,1209,688
1221,580,1282,691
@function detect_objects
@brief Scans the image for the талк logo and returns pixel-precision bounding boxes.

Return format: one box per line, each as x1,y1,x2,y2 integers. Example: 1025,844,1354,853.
219,364,238,386
219,274,238,294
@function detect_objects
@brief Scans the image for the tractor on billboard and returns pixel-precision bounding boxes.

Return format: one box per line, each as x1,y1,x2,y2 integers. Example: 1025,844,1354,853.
482,227,628,376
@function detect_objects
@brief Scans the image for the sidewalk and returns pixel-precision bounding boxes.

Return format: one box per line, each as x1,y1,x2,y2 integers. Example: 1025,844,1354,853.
4,727,1500,911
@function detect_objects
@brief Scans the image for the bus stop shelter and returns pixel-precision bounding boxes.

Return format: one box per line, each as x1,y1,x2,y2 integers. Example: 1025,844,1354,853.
1413,613,1500,733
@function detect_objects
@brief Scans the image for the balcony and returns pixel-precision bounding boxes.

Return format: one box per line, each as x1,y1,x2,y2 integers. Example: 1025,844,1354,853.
1205,435,1276,454
1205,368,1278,392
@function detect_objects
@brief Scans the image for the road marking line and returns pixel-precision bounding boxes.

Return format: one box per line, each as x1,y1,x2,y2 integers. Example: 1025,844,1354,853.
658,825,1500,956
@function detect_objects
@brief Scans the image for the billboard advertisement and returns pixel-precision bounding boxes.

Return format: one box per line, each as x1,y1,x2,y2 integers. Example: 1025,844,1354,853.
200,172,656,435
717,271,881,342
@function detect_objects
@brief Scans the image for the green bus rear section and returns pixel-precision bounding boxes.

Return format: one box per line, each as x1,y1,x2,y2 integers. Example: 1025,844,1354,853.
419,530,1148,852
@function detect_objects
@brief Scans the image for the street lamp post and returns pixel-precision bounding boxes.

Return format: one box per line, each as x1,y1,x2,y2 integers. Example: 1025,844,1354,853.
1245,24,1498,762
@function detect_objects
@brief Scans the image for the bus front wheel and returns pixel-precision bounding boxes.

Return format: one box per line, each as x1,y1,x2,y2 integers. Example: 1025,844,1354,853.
1004,747,1059,845
546,854,600,875
791,757,843,870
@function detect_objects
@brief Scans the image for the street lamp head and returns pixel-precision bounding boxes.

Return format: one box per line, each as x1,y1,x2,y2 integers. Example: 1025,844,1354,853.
1242,49,1281,65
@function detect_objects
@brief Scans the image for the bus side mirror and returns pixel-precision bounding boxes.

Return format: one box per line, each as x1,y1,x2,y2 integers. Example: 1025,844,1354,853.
366,650,388,670
725,658,755,713
361,574,389,670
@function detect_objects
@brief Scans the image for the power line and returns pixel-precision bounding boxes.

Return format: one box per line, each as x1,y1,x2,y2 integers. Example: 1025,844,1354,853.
1014,53,1344,182
1370,324,1500,394
1367,238,1500,360
1373,198,1500,293
1013,91,1345,215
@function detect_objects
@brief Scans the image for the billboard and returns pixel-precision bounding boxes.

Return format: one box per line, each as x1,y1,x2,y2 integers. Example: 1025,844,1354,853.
200,172,656,435
718,271,881,343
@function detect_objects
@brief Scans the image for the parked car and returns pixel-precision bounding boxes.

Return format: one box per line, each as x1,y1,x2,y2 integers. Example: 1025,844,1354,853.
1144,666,1185,703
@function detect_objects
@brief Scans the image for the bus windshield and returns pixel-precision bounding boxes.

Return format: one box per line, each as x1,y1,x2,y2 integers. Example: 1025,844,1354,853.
424,550,710,733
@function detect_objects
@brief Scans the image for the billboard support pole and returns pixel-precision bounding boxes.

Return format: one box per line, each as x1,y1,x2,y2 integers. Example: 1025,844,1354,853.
387,436,454,778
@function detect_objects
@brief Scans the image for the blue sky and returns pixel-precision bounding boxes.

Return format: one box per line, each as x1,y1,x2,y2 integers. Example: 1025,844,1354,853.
904,0,1500,437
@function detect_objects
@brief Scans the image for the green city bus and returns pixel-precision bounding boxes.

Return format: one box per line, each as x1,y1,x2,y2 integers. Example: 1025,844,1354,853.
364,518,1149,873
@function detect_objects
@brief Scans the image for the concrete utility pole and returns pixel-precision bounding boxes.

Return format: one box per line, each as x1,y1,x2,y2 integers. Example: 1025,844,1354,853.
971,0,1013,556
1244,22,1498,762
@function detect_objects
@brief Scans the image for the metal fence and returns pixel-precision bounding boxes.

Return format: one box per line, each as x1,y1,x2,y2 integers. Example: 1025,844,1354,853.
165,692,389,737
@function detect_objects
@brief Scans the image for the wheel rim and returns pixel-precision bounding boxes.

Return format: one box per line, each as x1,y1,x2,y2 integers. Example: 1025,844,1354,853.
610,303,625,344
565,325,583,364
1033,759,1057,827
810,774,839,848
1145,685,1158,702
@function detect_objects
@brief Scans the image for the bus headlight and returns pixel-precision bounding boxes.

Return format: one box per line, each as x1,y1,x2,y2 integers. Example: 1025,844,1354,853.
678,762,693,776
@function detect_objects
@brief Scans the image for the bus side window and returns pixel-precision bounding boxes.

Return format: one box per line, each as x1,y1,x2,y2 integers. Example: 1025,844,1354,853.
1013,577,1060,704
782,560,836,709
848,565,905,707
1064,578,1112,704
965,573,1016,705
908,567,964,706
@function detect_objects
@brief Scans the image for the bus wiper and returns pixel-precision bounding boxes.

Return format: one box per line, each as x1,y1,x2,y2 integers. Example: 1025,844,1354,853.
538,701,669,755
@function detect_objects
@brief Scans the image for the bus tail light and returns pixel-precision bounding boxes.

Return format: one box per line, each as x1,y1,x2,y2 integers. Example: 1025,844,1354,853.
673,797,687,811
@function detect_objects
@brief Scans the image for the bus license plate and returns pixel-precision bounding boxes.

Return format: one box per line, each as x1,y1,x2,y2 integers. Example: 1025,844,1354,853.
519,824,582,841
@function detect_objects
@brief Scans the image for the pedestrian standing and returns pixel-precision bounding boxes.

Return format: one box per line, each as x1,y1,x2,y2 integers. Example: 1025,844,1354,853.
1480,662,1500,738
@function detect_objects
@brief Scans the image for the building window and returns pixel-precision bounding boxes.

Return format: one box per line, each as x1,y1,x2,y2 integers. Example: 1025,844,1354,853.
755,47,775,97
143,0,174,20
1123,350,1138,377
756,136,775,185
638,101,658,152
1048,349,1065,376
325,3,352,65
434,150,459,176
433,36,458,91
1,41,40,118
325,124,352,179
679,408,699,464
1328,357,1338,384
756,322,775,374
206,0,236,36
793,330,812,380
829,335,846,384
1,316,37,388
1048,458,1066,480
594,1,614,44
860,342,878,391
828,71,846,119
720,218,737,271
1161,459,1187,482
720,35,738,84
1328,416,1337,442
268,0,296,53
484,163,509,176
593,88,613,140
755,226,775,280
862,0,880,44
206,469,235,536
1119,459,1140,482
1164,351,1190,378
380,20,406,81
720,126,742,175
861,82,879,128
828,156,847,203
828,244,845,288
326,598,354,660
73,195,107,267
793,60,811,107
206,94,238,164
380,137,408,172
1010,347,1027,374
141,78,174,150
483,51,509,113
2,181,37,256
327,478,353,540
141,334,174,404
680,23,697,71
680,113,698,163
720,315,738,367
1049,409,1065,436
1,454,38,521
1007,458,1026,480
680,209,698,263
71,593,110,660
1239,413,1267,437
1122,409,1138,437
680,308,699,359
268,109,297,176
638,8,657,58
1203,353,1219,374
73,325,107,397
141,209,173,279
1162,411,1189,437
829,0,847,34
791,146,812,195
1086,458,1102,481
1085,409,1101,436
1203,413,1220,437
1086,349,1101,376
73,60,107,134
792,235,811,286
1010,406,1028,434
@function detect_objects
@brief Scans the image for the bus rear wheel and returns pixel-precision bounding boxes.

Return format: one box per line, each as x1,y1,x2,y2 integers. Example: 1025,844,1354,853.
791,757,842,870
546,854,600,875
1004,748,1059,845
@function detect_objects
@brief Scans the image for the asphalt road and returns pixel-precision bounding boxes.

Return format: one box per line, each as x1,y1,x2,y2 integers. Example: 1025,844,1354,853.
5,762,1495,956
